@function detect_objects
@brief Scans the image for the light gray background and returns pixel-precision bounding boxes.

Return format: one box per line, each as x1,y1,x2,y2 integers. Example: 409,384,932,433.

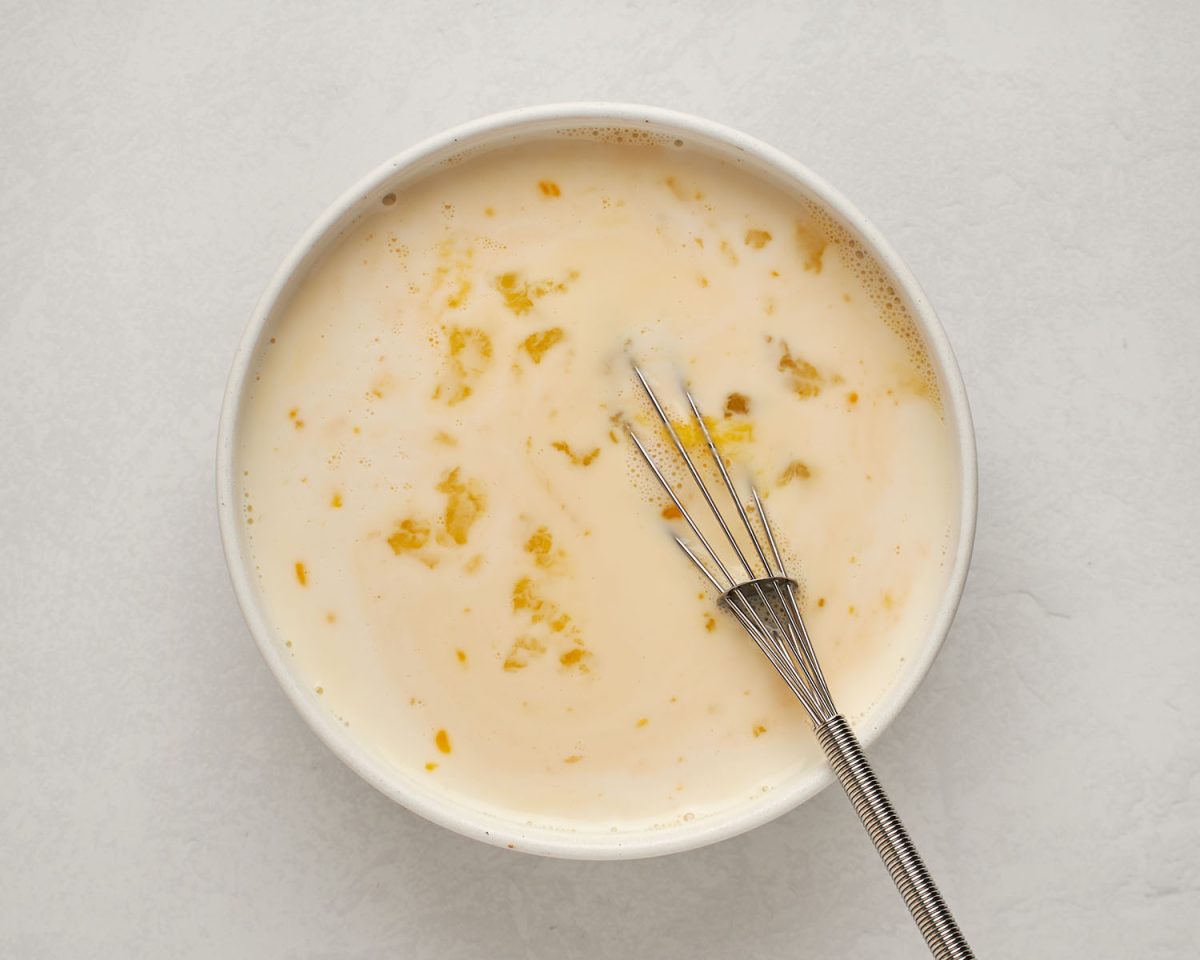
3,1,1197,956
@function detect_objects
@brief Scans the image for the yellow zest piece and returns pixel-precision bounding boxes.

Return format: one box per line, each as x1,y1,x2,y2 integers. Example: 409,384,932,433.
294,562,307,586
433,326,493,405
724,392,750,416
779,460,812,483
446,277,472,309
436,468,486,545
510,577,586,670
496,272,534,315
387,518,431,554
524,526,561,569
521,327,565,363
502,636,546,671
330,492,343,508
449,325,492,360
559,647,589,668
538,180,561,197
512,576,543,613
551,440,600,466
434,729,452,754
671,416,754,448
752,724,767,737
796,221,827,273
494,271,576,316
778,343,822,398
663,175,702,201
549,613,570,633
744,229,772,249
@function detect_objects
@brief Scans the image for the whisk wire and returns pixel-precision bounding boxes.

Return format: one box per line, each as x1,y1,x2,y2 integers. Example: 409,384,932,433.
684,389,829,703
625,429,737,588
675,535,821,714
631,369,826,715
673,535,817,712
629,366,834,724
686,389,778,579
744,488,834,717
750,487,788,577
632,366,759,582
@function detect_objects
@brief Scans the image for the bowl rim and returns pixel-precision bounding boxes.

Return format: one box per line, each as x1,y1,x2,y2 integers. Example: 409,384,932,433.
216,101,977,860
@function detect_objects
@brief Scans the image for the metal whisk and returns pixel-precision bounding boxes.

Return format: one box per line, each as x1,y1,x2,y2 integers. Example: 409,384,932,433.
627,366,975,960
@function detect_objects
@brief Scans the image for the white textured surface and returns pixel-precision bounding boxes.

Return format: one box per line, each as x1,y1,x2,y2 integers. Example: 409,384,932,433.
2,0,1198,955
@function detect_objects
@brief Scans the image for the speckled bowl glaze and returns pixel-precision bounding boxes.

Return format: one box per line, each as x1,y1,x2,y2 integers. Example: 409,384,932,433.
216,103,977,860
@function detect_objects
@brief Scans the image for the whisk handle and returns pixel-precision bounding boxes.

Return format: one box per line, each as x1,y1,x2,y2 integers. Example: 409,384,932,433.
816,715,975,960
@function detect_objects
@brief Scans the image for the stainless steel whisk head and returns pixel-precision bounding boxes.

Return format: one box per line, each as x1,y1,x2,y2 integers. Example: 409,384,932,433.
626,364,976,960
626,365,838,727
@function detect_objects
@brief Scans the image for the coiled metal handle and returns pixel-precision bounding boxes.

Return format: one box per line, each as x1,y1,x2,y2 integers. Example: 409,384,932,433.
816,715,975,959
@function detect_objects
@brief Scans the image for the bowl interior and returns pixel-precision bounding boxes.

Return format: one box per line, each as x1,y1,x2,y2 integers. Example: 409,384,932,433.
216,103,976,860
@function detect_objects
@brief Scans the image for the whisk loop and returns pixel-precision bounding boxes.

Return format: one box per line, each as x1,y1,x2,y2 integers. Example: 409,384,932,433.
627,364,836,724
627,364,975,960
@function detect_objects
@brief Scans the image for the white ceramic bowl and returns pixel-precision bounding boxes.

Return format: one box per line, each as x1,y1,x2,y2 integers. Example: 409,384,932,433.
216,103,977,860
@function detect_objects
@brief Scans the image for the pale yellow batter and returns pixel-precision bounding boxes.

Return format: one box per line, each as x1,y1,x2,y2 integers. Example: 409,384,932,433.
237,137,956,830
